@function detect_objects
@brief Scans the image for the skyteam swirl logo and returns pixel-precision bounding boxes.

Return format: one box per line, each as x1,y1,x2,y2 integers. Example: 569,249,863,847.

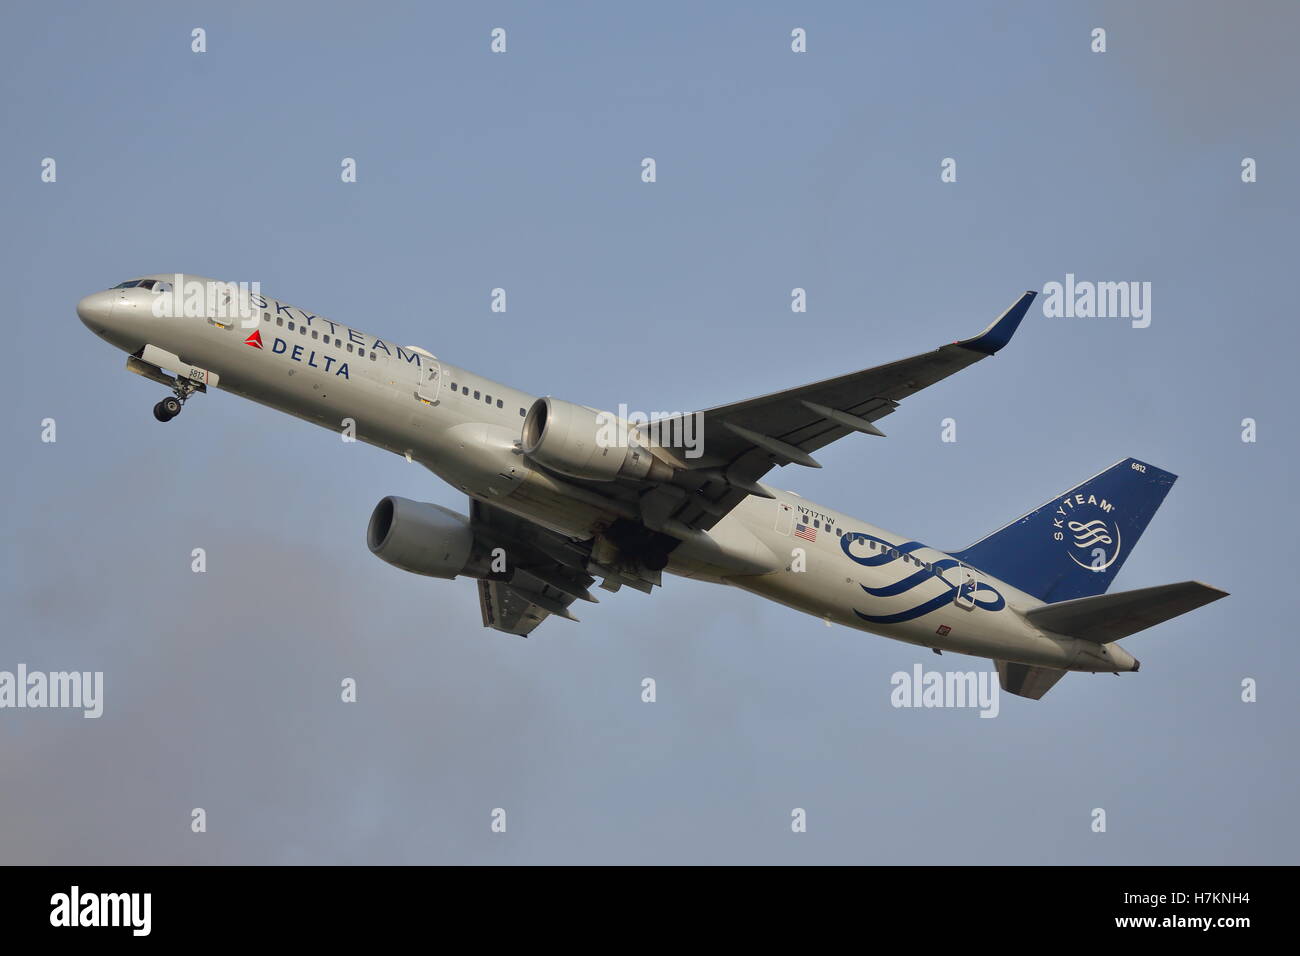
840,532,1004,624
1069,519,1112,548
1051,494,1123,572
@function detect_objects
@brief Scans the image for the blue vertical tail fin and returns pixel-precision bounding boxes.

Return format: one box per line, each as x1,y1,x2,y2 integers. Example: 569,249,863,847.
951,458,1177,603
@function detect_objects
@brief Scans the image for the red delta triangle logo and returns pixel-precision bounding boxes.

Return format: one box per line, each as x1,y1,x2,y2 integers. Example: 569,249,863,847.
244,329,263,349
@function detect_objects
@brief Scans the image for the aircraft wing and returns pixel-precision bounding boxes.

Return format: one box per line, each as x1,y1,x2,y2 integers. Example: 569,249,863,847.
469,499,598,637
637,291,1038,534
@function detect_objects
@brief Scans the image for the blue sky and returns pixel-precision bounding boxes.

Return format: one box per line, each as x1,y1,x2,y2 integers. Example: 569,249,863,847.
2,0,1296,863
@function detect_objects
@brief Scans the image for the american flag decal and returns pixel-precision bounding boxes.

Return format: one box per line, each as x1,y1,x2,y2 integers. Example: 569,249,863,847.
795,524,816,542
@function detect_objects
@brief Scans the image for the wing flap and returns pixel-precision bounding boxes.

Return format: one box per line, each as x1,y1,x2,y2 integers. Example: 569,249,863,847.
470,499,597,637
477,578,580,637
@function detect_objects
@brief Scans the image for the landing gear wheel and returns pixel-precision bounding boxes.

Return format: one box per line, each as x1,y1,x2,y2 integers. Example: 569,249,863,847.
154,375,200,422
153,397,182,422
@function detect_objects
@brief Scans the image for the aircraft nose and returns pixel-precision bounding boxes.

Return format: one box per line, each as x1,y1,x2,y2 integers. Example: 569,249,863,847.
76,291,116,332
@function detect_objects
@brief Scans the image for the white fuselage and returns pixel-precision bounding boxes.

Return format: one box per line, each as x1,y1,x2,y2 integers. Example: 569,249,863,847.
77,277,1136,674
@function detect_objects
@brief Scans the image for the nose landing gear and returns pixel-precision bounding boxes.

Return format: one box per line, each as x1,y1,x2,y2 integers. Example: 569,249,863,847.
152,377,200,423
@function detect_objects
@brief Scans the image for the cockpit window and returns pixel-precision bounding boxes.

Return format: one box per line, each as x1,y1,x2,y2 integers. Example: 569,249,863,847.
111,279,167,291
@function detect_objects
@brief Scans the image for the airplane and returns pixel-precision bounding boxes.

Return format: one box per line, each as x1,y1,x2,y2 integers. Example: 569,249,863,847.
76,275,1227,699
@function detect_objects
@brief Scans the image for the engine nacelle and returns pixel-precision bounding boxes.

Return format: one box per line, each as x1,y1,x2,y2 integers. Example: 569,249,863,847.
366,496,474,579
521,397,675,482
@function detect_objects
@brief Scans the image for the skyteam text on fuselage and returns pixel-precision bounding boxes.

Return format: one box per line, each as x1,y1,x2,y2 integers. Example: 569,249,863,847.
76,275,1227,699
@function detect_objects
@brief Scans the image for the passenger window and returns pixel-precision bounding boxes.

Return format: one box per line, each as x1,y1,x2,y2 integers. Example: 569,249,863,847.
300,325,307,335
369,352,376,361
276,316,283,327
485,394,491,403
358,348,365,358
311,330,318,339
450,383,457,390
519,408,526,416
335,339,342,347
473,390,480,399
263,313,270,322
496,399,503,408
347,343,353,352
288,321,295,331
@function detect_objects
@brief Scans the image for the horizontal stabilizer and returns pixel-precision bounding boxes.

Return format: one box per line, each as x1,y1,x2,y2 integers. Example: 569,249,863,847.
996,661,1068,700
1024,581,1228,643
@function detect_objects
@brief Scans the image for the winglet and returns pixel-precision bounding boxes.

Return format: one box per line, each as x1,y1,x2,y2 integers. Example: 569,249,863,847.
959,291,1037,356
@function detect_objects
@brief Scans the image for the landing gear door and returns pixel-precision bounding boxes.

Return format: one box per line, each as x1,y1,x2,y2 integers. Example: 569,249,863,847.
415,358,442,406
954,564,977,610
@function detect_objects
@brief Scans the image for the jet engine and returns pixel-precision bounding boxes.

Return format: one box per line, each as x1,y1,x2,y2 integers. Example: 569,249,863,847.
366,496,477,579
521,397,674,483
